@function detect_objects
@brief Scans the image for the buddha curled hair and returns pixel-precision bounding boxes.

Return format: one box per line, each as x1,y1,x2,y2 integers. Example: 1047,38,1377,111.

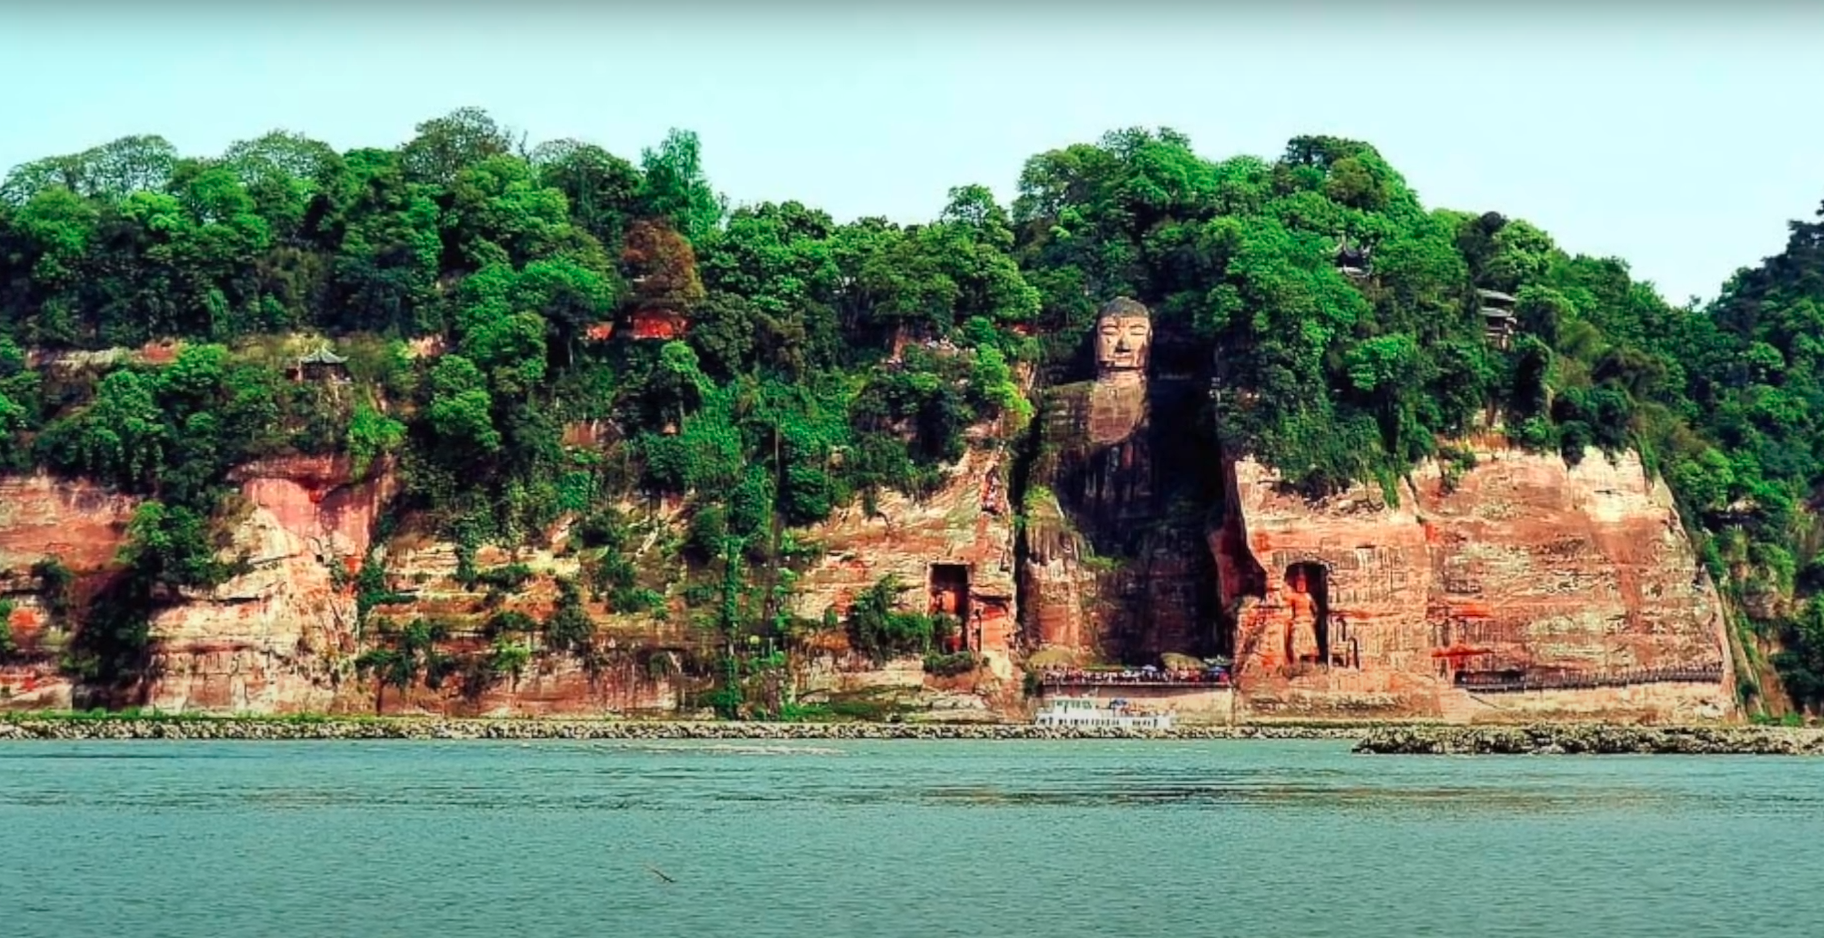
1097,297,1150,320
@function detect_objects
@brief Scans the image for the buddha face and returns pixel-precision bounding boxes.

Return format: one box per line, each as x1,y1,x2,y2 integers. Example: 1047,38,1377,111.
1095,302,1152,378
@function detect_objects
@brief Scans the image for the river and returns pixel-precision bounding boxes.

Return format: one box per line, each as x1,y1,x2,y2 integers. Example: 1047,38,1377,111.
3,739,1819,937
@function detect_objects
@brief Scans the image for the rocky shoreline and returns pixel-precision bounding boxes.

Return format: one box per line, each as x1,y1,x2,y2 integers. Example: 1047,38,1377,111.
0,716,1370,742
3,717,1818,752
1354,724,1824,756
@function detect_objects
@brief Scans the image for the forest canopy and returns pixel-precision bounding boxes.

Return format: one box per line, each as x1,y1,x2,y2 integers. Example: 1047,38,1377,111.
3,108,1823,709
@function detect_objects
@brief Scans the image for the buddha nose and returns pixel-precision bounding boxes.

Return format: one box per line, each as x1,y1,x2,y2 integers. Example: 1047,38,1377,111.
1115,336,1131,352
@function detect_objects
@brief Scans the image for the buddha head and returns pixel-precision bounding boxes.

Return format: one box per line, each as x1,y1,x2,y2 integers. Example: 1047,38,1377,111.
1094,297,1152,380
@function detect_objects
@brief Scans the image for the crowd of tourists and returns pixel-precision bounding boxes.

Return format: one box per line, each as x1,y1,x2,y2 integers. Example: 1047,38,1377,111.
1038,665,1231,687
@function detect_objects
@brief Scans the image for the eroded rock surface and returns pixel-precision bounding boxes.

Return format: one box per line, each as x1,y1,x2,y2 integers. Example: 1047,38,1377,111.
0,474,139,708
0,474,137,575
1211,441,1734,721
0,324,1743,723
143,455,395,712
789,432,1020,682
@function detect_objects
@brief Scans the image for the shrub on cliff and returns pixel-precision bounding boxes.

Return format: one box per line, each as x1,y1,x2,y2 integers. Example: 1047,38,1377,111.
923,651,977,677
844,575,955,664
544,577,595,653
354,618,451,713
0,600,16,659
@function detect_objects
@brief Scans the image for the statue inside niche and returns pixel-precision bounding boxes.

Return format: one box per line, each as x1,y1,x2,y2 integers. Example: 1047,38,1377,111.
1285,565,1322,667
1020,296,1176,657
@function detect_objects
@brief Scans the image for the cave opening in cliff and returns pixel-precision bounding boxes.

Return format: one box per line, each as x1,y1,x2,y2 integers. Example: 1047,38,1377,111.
1284,562,1331,668
929,564,971,647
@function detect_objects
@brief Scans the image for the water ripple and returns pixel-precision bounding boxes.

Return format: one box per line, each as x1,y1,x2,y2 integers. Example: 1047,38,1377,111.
3,739,1822,938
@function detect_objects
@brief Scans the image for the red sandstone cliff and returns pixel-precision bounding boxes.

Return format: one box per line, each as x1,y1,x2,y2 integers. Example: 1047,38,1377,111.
359,499,695,717
0,475,139,576
0,455,683,714
0,435,1020,716
787,423,1019,691
140,455,393,712
1211,441,1735,722
0,475,140,708
0,419,1743,723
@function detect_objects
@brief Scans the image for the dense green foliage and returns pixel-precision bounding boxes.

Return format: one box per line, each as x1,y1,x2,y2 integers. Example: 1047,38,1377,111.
0,599,16,659
1693,207,1824,708
844,575,958,664
1012,131,1824,711
3,110,1823,710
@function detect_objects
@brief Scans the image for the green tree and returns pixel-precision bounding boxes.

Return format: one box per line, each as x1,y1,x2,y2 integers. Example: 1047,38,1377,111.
355,618,451,714
544,577,595,653
639,128,725,243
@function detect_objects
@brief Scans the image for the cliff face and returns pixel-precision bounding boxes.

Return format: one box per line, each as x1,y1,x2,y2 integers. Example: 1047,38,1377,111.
0,422,1740,722
788,423,1020,684
0,474,139,576
0,456,692,715
0,475,140,709
359,499,694,717
0,458,393,713
1211,440,1734,721
140,455,392,713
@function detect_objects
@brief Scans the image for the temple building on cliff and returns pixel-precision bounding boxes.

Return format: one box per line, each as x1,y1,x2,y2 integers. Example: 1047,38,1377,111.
288,346,349,383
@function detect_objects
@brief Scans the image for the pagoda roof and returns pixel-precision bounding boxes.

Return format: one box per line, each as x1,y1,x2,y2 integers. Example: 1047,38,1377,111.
298,346,347,365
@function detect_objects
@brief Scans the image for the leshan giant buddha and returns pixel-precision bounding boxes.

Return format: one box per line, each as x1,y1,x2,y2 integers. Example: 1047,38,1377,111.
1086,296,1152,445
1019,297,1215,661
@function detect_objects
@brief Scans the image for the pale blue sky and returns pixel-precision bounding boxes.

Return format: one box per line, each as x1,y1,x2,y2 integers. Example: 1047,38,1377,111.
4,3,1821,304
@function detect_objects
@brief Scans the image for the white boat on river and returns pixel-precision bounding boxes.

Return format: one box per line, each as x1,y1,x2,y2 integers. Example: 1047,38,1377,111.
1033,694,1175,731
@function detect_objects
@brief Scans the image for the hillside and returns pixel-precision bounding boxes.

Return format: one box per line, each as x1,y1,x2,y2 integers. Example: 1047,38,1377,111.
0,109,1817,718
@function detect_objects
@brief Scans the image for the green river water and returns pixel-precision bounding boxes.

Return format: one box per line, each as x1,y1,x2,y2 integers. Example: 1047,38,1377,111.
2,738,1820,937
